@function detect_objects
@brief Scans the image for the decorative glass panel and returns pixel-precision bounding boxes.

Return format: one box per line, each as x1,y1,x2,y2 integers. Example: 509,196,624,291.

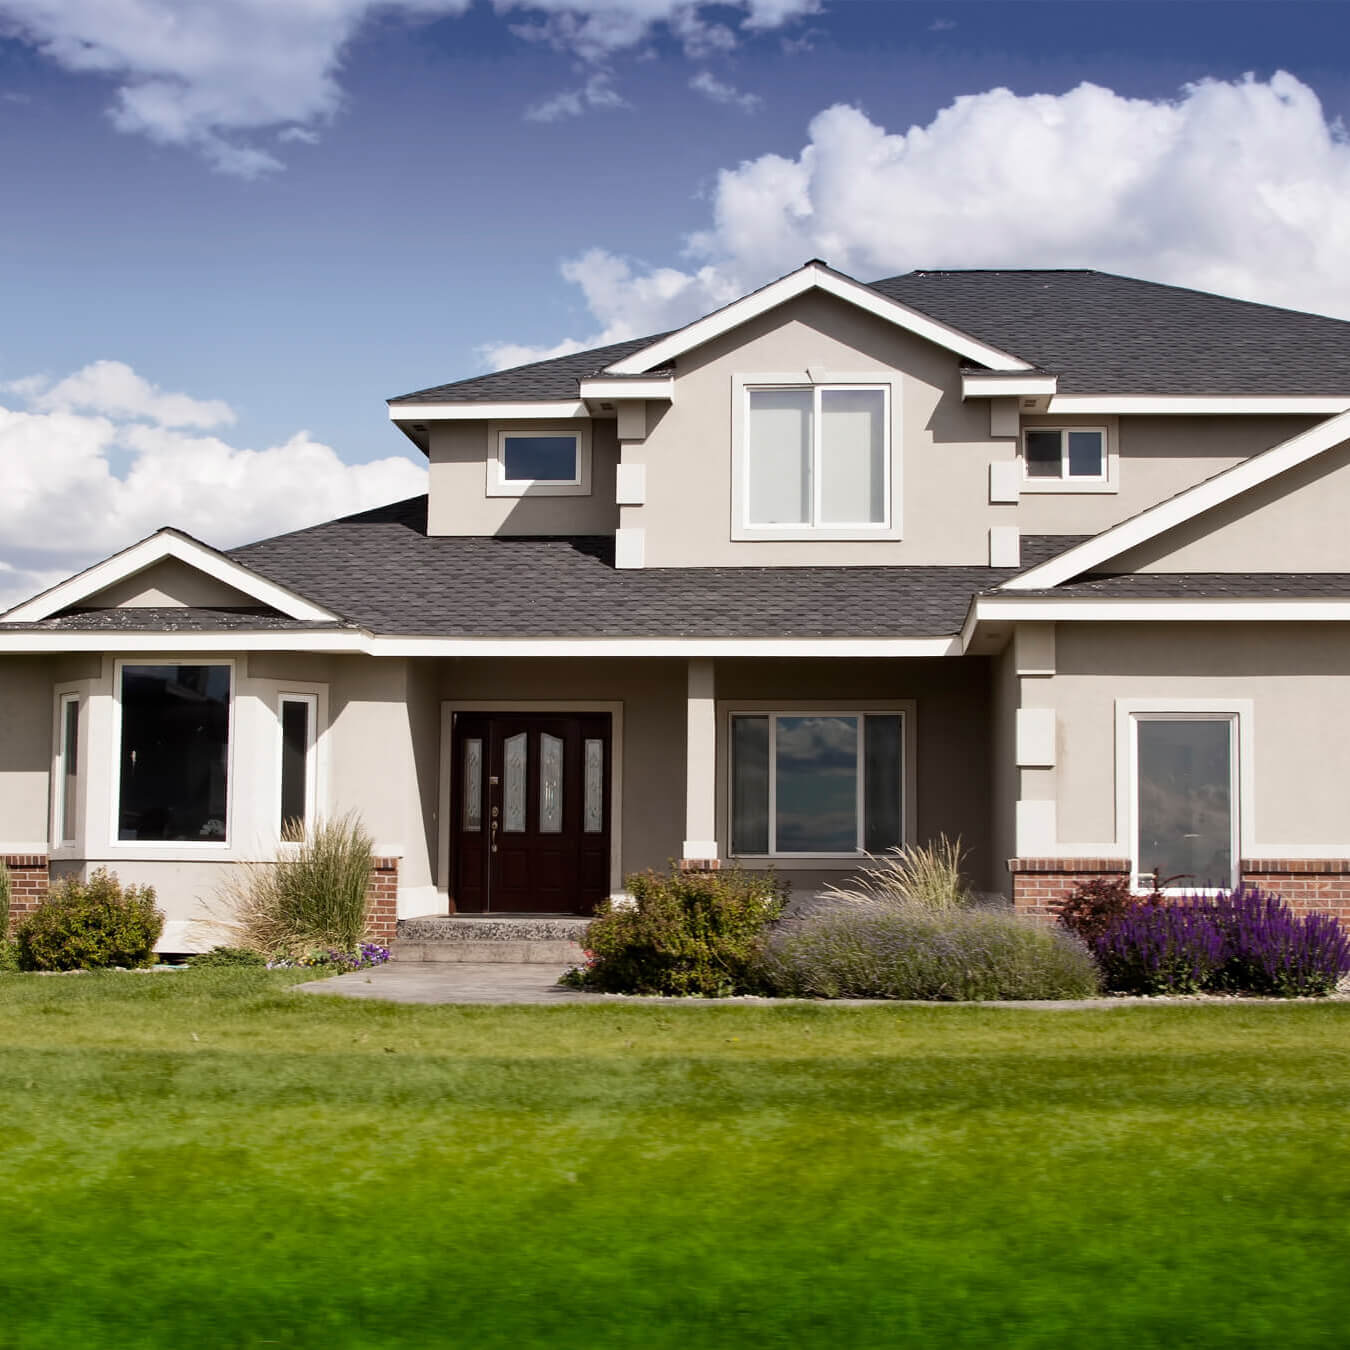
539,733,563,834
1067,430,1104,478
863,715,902,853
748,389,811,524
118,665,230,842
61,698,79,842
279,699,310,831
584,738,604,834
462,738,482,831
1136,718,1234,888
503,732,527,833
731,716,770,854
503,436,577,482
1024,429,1061,478
774,715,858,854
820,388,886,524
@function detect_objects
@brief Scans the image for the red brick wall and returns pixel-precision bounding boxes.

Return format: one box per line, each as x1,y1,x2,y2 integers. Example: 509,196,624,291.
1008,858,1131,920
366,856,399,944
4,854,49,934
1240,860,1350,926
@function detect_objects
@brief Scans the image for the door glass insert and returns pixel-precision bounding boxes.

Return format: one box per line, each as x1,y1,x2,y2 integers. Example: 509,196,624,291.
462,737,482,831
503,732,527,832
539,733,563,834
584,738,604,834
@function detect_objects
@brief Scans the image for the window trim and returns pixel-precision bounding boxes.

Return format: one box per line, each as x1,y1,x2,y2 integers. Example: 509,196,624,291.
109,658,236,852
487,421,592,497
51,690,81,850
731,372,901,541
276,691,319,837
1117,699,1251,894
1020,422,1116,494
722,701,916,865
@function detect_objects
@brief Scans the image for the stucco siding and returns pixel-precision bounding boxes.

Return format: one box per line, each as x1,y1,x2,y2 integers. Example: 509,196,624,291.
0,657,54,850
86,558,260,608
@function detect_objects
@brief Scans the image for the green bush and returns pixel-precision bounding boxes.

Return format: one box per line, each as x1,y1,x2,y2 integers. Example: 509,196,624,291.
15,869,164,971
186,945,267,969
579,868,787,996
0,938,18,973
758,904,1101,1001
223,813,375,955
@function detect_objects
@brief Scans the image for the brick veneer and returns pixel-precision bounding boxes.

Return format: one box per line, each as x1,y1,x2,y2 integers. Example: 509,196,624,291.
1008,857,1131,920
366,856,400,944
4,854,50,934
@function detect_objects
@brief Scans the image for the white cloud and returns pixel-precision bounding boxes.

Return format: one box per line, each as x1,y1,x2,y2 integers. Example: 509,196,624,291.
689,70,761,112
525,71,626,122
492,71,1350,364
0,0,817,173
0,362,426,610
928,18,956,32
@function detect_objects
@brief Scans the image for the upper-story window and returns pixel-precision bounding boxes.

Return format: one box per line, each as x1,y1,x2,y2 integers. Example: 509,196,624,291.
1022,427,1107,483
488,422,592,497
734,377,897,540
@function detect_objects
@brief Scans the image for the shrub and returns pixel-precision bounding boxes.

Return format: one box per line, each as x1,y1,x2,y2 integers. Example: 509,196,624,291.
822,835,975,912
1091,887,1350,997
578,868,786,996
0,939,18,973
15,869,163,971
186,946,267,969
758,905,1101,1001
1053,876,1162,943
0,858,9,932
223,814,375,955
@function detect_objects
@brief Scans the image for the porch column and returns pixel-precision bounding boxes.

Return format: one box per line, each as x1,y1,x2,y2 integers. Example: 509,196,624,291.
681,658,719,866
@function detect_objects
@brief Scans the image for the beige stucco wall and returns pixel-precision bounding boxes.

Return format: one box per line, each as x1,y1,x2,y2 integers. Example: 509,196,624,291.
988,643,1018,897
1106,434,1350,573
86,558,260,608
426,419,620,536
0,657,55,850
1052,623,1350,852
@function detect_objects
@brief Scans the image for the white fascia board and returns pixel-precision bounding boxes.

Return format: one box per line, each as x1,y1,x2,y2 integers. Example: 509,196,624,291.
972,596,1350,626
602,263,1033,377
578,378,673,400
388,401,588,421
0,629,366,654
1,531,341,624
1047,394,1350,415
962,373,1059,399
1004,408,1350,591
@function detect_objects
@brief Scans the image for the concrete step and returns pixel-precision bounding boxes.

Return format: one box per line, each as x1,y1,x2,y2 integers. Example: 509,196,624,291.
391,915,590,965
390,940,583,964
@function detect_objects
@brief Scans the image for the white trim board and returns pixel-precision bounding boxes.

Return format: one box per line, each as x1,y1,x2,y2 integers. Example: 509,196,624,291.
389,400,588,421
603,261,1033,376
1047,395,1350,416
2,529,340,624
579,378,673,401
1004,408,1350,590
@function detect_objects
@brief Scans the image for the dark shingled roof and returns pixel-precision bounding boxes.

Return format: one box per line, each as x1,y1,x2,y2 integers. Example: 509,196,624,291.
1013,572,1350,600
0,607,350,633
394,269,1350,405
228,497,1083,639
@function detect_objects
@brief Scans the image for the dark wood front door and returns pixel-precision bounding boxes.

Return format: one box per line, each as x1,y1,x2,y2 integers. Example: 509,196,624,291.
451,712,611,914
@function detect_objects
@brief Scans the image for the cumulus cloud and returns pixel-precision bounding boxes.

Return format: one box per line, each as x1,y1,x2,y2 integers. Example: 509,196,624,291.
0,362,426,609
489,72,1350,364
689,70,761,112
0,0,816,173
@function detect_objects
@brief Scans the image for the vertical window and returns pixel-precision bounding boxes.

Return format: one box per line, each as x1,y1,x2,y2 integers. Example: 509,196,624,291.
279,694,317,833
118,665,231,842
1134,715,1236,890
462,738,483,831
55,693,79,845
730,712,903,856
583,738,605,834
1023,427,1106,481
746,385,888,528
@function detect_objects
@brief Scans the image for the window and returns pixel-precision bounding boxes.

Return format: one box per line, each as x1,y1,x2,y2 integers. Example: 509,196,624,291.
1133,714,1236,890
54,693,79,846
730,712,904,856
279,694,318,833
1022,427,1106,482
743,384,889,530
117,664,231,842
488,423,592,496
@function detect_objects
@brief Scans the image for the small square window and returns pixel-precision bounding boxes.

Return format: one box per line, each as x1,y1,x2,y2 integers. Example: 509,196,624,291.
502,435,579,484
489,424,592,497
1021,427,1106,482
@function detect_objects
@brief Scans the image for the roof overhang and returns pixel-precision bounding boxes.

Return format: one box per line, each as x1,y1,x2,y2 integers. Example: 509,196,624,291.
961,372,1059,400
577,377,673,401
388,399,589,422
602,260,1035,377
2,530,342,625
1046,395,1350,416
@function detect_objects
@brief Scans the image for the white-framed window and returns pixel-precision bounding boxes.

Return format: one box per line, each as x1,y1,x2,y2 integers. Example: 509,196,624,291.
112,661,233,846
728,710,906,858
278,692,319,834
487,422,592,497
732,374,898,540
1129,712,1239,892
1020,425,1115,491
53,692,80,847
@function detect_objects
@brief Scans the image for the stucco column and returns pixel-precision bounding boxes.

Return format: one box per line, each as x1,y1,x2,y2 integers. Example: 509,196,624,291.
682,658,718,863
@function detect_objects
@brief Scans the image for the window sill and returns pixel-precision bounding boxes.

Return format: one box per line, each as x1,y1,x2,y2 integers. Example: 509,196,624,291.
729,853,881,870
731,526,902,542
1020,479,1117,495
486,481,591,498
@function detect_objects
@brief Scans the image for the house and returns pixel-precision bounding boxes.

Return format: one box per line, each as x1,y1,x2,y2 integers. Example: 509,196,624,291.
6,259,1350,948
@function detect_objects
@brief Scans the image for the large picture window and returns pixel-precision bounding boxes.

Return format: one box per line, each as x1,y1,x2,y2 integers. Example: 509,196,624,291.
117,664,231,842
1133,714,1236,890
730,712,903,857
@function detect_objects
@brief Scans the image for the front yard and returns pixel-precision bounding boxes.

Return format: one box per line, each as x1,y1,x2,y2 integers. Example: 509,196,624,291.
1,971,1347,1348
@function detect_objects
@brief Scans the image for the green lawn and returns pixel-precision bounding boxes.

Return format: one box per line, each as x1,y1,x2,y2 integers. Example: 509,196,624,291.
1,972,1347,1349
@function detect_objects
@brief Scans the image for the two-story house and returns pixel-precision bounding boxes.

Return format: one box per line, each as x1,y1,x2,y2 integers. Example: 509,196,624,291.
6,260,1350,948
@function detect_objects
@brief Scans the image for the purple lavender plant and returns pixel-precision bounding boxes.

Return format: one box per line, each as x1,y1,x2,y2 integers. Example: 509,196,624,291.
1092,898,1227,994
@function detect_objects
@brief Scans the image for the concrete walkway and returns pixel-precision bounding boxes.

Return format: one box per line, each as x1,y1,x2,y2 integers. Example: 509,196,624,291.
295,961,593,1004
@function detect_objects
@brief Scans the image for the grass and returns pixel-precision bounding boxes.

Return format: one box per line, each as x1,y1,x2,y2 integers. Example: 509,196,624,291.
1,972,1348,1348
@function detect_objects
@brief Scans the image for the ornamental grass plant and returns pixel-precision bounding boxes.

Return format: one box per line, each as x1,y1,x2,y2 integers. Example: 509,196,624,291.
821,835,975,912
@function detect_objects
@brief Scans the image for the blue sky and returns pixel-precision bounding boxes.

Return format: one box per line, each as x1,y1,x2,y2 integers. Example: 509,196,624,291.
1,1,1349,604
